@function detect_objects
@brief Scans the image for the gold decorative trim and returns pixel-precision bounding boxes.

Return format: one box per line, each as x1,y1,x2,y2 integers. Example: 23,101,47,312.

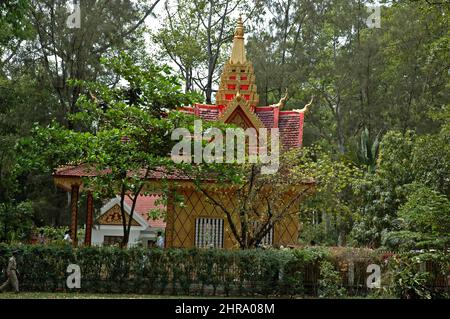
218,96,265,129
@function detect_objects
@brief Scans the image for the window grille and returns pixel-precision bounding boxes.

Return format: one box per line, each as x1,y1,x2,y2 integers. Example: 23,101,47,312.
252,222,274,246
195,218,224,248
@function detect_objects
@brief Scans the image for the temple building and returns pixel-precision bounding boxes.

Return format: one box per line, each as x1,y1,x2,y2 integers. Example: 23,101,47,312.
53,17,313,249
179,17,308,149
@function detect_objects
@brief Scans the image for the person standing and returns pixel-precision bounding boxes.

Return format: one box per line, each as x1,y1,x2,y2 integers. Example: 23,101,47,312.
156,231,164,248
38,230,46,245
0,250,19,293
64,230,72,243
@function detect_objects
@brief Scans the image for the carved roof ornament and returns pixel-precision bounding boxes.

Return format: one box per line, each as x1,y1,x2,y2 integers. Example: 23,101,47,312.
292,96,314,115
274,88,289,110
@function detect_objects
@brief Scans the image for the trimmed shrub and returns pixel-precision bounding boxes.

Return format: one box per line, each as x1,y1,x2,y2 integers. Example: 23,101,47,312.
0,244,447,297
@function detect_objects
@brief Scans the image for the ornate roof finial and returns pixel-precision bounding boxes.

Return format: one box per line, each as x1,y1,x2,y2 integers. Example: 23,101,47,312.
234,15,244,38
277,88,289,110
230,16,246,64
292,96,314,115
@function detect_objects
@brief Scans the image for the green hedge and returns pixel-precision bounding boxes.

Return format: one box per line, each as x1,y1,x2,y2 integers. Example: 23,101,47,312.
0,244,448,298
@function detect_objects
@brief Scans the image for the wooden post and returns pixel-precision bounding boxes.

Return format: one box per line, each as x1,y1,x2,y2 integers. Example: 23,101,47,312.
84,191,94,246
70,184,79,247
165,191,175,248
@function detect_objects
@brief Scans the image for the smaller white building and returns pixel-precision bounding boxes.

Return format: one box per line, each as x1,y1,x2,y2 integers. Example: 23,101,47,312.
92,195,166,247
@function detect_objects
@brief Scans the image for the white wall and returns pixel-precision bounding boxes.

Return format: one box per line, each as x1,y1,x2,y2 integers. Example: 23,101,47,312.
92,226,143,247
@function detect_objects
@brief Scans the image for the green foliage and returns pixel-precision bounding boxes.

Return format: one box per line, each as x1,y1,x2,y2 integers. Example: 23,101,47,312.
351,130,450,247
247,1,448,151
33,226,84,246
318,260,345,298
0,72,62,229
411,133,450,196
0,0,165,230
154,0,261,101
280,247,329,296
0,201,33,242
398,184,450,236
16,53,203,246
0,245,296,296
387,252,450,299
0,245,446,298
299,223,339,247
382,230,450,252
0,0,33,47
381,184,450,251
358,128,380,173
298,145,362,246
0,0,448,254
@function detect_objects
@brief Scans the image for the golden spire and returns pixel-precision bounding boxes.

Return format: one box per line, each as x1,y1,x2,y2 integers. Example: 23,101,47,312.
230,16,246,64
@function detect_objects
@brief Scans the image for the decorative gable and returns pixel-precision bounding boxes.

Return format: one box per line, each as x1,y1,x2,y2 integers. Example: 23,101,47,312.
97,204,140,226
227,109,253,129
219,96,265,130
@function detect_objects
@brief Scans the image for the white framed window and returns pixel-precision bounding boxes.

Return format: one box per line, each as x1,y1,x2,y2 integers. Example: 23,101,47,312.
195,218,224,248
259,227,274,246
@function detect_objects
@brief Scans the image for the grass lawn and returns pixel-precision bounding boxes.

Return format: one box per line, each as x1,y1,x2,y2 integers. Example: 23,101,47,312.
0,292,393,299
0,292,236,299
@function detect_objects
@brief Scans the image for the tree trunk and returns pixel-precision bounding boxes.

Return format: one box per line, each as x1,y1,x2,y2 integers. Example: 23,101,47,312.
336,104,345,153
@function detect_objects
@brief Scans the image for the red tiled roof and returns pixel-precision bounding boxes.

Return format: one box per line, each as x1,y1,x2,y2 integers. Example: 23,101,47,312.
54,106,305,179
185,104,305,150
198,107,220,121
179,104,222,121
54,165,216,181
279,112,304,149
180,106,194,114
255,107,275,128
55,164,105,177
124,195,166,229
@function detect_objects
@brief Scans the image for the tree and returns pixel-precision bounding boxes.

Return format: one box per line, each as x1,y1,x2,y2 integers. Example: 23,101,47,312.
398,184,450,237
248,0,366,152
0,201,33,243
17,53,200,247
351,129,450,247
188,148,314,249
0,4,67,225
0,0,163,229
0,0,33,66
186,146,359,249
381,183,450,251
153,0,206,93
246,0,449,154
351,130,417,247
297,146,362,246
411,133,450,197
27,0,161,124
155,0,263,102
